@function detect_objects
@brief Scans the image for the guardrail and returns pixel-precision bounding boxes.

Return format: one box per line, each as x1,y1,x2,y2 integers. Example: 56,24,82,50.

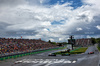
0,47,65,61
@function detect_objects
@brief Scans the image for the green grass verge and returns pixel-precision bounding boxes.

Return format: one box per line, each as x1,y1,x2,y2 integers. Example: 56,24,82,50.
70,47,87,54
71,47,87,52
97,46,100,51
53,47,88,55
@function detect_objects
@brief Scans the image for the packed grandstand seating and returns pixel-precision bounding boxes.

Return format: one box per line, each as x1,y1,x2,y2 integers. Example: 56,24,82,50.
75,38,93,47
0,38,57,54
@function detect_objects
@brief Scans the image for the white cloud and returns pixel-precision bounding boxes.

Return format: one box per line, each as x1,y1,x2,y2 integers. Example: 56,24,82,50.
0,0,28,7
96,25,100,30
49,38,54,42
82,0,100,15
59,38,64,41
86,35,91,38
0,0,100,42
76,28,82,31
40,0,43,4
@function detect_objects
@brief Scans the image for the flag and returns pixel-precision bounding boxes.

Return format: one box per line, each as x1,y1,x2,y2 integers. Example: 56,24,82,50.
21,36,22,38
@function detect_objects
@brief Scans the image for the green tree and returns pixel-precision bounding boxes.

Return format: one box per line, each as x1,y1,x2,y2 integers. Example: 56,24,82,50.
62,42,67,45
51,42,56,45
96,38,100,47
91,37,96,45
96,38,100,43
48,40,51,43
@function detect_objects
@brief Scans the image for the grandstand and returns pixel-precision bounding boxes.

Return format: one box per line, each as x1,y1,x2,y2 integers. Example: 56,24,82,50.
0,38,57,55
75,38,93,47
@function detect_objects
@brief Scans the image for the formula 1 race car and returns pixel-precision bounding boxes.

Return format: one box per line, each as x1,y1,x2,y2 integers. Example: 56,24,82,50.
61,53,70,56
48,53,56,56
88,52,94,54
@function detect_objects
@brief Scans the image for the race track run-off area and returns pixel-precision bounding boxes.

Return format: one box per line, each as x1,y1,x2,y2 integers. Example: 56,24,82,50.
0,45,99,66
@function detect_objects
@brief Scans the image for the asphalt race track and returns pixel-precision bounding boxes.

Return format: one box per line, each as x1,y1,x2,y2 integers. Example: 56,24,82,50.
0,45,99,66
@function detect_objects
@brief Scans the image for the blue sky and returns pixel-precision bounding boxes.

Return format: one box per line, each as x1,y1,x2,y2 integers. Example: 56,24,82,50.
44,0,83,8
51,20,64,25
0,0,100,42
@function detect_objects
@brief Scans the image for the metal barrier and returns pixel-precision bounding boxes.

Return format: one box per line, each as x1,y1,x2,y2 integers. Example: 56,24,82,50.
0,47,64,61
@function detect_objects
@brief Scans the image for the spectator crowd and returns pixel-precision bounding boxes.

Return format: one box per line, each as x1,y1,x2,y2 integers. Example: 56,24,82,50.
75,38,93,47
0,38,57,54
